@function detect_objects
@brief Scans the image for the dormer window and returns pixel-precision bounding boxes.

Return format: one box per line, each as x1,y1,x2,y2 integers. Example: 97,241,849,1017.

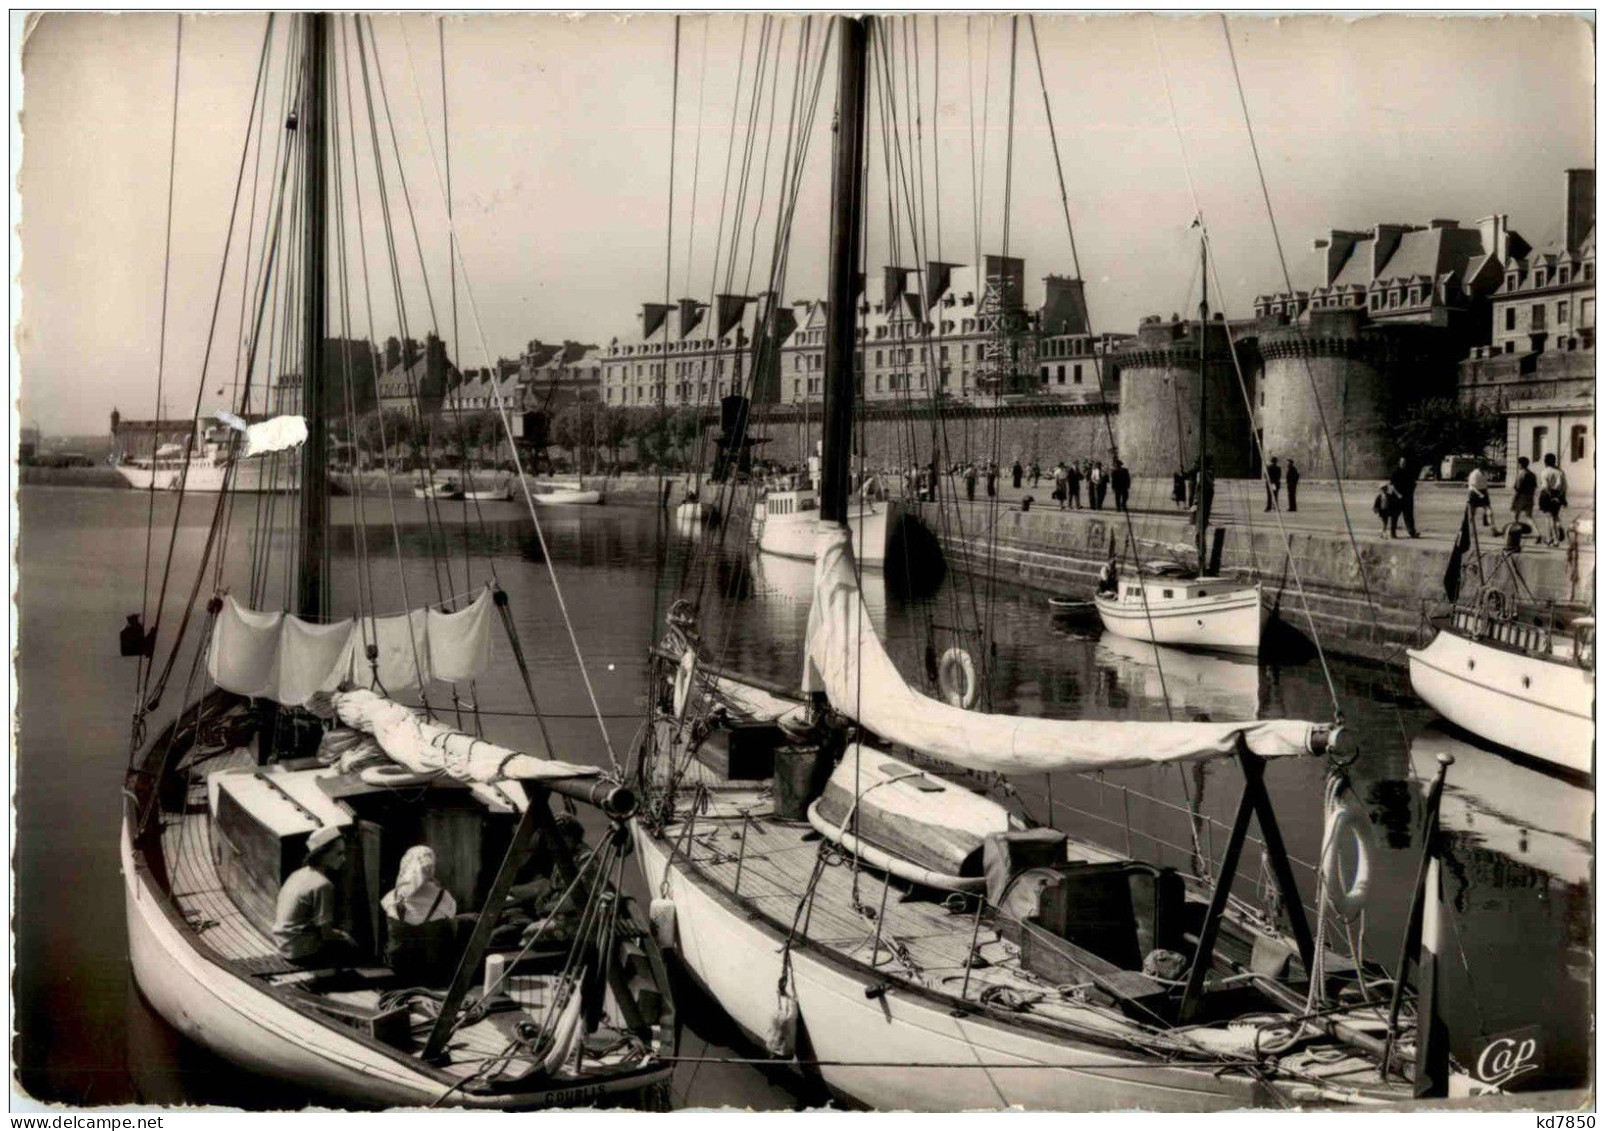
1369,292,1382,310
1535,269,1547,287
1507,272,1519,291
1559,267,1571,285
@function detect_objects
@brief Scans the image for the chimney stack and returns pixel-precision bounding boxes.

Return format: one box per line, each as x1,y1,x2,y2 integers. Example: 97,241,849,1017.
1370,225,1410,281
882,266,911,310
1565,168,1595,252
1040,276,1089,335
384,336,401,371
641,303,673,340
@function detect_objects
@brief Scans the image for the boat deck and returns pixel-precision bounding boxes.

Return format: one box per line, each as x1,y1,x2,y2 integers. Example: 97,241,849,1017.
154,750,647,1086
652,754,1409,1097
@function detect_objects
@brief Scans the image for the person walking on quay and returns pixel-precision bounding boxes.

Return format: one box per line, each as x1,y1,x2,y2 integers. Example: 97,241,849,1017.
1052,461,1069,509
1538,452,1569,545
1110,458,1132,512
1172,468,1187,509
1373,480,1401,538
1012,458,1023,489
1389,457,1419,537
1285,459,1300,512
1466,465,1492,528
986,462,999,498
1067,460,1084,509
1088,460,1105,510
1030,459,1041,488
1508,455,1537,533
1264,456,1282,511
963,461,978,502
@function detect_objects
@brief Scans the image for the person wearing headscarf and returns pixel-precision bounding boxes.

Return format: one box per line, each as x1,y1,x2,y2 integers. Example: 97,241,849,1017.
382,845,459,984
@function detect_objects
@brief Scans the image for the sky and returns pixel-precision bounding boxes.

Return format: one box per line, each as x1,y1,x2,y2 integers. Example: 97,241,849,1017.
14,11,1595,435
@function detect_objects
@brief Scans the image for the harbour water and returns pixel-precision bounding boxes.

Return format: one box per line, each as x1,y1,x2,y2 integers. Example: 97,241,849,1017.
15,486,1592,1107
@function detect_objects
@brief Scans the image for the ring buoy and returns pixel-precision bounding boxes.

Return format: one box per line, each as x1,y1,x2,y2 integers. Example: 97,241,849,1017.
936,647,979,709
1482,588,1511,623
1321,780,1376,919
672,650,698,719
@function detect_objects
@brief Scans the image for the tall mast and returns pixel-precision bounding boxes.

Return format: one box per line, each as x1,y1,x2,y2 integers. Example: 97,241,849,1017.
1195,230,1208,574
297,13,330,619
820,16,868,525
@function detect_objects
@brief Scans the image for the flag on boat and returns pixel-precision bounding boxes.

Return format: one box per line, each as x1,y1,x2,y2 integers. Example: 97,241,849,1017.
214,411,308,457
802,524,1332,775
207,586,495,706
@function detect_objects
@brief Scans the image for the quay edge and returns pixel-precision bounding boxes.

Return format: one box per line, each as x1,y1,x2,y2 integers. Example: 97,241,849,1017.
905,498,1592,669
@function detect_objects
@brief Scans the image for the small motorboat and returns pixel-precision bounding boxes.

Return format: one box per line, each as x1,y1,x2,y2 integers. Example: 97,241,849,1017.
532,486,603,507
413,476,464,501
1047,595,1092,613
1095,563,1265,655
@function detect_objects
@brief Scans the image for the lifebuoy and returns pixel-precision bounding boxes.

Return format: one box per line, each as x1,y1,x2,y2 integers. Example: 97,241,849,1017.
672,650,698,719
936,646,979,709
1321,779,1376,919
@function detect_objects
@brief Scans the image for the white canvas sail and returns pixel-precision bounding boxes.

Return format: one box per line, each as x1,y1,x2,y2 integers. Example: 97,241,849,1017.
207,587,496,706
803,524,1331,774
330,688,597,784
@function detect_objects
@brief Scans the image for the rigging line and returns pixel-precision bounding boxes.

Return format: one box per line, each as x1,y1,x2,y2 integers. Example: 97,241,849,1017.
932,17,941,262
696,18,830,662
1027,16,1176,722
138,11,185,694
368,18,462,610
140,17,276,708
877,29,991,687
328,43,371,638
1217,15,1391,654
739,19,786,300
719,16,772,302
216,21,285,597
391,16,637,777
1149,15,1348,726
352,17,433,704
1202,235,1347,725
681,16,712,295
868,30,964,679
647,14,684,733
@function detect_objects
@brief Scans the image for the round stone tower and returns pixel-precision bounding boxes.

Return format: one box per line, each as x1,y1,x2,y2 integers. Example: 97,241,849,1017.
1114,316,1258,477
1259,309,1448,480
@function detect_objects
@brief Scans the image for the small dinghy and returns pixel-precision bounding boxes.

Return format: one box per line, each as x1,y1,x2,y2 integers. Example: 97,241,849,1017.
807,746,1019,892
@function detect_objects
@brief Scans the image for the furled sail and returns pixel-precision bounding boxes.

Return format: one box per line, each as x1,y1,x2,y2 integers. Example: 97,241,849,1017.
331,688,597,784
803,525,1332,774
207,587,496,706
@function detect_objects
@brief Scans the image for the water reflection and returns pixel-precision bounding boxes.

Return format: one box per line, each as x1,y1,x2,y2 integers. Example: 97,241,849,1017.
1413,727,1592,889
1094,633,1261,722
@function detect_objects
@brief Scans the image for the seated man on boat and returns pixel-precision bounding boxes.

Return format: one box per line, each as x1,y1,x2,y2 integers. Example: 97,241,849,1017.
381,844,460,986
272,826,360,966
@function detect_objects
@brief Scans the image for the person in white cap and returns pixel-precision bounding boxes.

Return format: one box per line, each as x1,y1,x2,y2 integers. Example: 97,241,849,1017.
272,825,357,963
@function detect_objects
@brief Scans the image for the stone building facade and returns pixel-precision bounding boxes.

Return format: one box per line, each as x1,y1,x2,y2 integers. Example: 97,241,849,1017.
1114,315,1261,478
600,295,792,409
1460,169,1595,421
1251,214,1520,478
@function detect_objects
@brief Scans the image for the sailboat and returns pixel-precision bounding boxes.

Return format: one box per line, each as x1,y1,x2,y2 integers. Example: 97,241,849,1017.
120,15,672,1108
1096,235,1266,655
633,17,1440,1109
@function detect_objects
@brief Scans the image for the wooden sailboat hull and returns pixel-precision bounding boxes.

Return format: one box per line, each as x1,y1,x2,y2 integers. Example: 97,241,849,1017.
1407,628,1594,775
122,811,667,1110
1095,584,1264,655
634,828,1293,1111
